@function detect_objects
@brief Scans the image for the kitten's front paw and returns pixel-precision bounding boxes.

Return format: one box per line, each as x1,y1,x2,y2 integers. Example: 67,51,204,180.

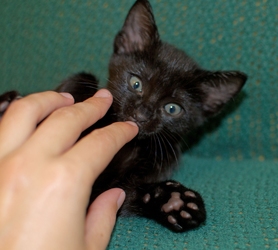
0,91,21,117
142,181,206,232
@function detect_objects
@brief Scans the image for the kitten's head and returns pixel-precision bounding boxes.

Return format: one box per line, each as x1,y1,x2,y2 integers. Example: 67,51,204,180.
107,0,247,139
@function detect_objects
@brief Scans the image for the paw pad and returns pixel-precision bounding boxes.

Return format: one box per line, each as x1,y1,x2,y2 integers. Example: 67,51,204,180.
161,191,200,226
140,181,206,232
166,181,181,187
161,192,184,213
180,210,192,219
143,193,151,204
167,215,177,224
184,191,197,198
187,202,199,210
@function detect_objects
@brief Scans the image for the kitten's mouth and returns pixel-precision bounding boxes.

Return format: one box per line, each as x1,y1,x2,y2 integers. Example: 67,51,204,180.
126,116,143,130
125,116,156,139
127,116,138,124
126,116,146,128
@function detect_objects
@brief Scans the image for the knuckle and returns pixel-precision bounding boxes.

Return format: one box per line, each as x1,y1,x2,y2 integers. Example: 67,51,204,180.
92,128,119,150
35,161,78,195
53,102,92,121
51,159,83,186
51,160,75,180
7,97,35,115
52,105,79,119
85,97,111,118
52,105,90,129
0,153,31,189
7,92,57,116
81,100,105,122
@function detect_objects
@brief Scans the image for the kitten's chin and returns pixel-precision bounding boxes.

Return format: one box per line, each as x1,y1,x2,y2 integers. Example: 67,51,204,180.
137,130,156,140
123,116,156,139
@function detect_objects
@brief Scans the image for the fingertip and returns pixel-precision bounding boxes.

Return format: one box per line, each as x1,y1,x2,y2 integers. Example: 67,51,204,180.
87,188,125,214
93,89,113,99
125,121,139,137
84,89,113,110
117,190,126,210
85,188,124,250
59,92,74,101
107,121,138,147
125,121,138,128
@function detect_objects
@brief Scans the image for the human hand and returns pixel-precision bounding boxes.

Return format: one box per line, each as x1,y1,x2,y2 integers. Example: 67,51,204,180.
0,89,138,250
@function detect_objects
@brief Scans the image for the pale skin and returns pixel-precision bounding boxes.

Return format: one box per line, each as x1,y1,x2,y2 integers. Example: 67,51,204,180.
0,89,138,250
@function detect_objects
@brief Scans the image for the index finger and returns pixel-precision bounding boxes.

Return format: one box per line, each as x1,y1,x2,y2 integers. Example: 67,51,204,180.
63,121,138,184
27,89,114,157
0,91,74,157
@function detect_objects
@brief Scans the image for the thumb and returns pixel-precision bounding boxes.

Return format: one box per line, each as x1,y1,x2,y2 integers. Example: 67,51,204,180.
85,188,125,250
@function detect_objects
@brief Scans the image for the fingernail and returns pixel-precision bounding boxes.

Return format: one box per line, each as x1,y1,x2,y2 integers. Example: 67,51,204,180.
125,121,138,128
117,191,126,210
0,101,9,112
60,92,74,100
15,95,22,100
94,89,112,98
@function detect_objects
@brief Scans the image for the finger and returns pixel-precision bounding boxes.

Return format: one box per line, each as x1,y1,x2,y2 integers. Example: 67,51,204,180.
0,92,74,157
85,188,125,250
27,89,113,157
63,121,138,184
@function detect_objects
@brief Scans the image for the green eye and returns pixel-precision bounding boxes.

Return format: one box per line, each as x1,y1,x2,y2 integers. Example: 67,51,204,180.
164,103,182,115
130,76,142,92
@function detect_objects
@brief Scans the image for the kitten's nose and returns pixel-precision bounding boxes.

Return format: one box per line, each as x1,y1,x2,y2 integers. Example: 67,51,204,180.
133,110,148,123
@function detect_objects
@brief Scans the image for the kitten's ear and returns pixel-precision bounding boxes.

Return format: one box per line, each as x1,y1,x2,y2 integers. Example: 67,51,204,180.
114,0,160,54
198,71,247,117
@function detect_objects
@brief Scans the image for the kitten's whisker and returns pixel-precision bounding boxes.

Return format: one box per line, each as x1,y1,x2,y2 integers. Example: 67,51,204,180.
154,135,163,177
162,127,194,156
163,127,189,150
150,135,158,171
160,132,179,169
76,81,99,89
155,134,163,172
131,140,138,163
161,128,179,144
157,133,171,169
104,83,123,105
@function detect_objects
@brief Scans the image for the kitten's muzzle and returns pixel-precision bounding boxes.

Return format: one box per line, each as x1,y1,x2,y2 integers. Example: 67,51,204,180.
128,110,149,125
127,116,144,127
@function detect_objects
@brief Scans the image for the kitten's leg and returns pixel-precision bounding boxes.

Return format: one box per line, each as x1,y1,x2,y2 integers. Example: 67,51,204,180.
0,73,98,118
122,180,206,232
0,91,21,118
56,72,99,102
0,72,98,117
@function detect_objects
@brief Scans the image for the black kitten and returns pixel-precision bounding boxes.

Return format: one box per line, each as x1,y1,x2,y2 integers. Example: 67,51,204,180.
0,0,247,232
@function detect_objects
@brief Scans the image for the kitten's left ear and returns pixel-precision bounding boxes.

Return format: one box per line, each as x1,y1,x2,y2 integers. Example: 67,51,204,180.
114,0,160,54
198,71,247,117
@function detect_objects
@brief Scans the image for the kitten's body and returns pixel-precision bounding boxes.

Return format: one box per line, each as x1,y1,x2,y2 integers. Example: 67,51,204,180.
1,0,247,232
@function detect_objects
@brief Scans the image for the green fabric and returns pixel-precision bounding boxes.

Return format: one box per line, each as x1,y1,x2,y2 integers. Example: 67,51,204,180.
1,0,277,249
111,156,278,249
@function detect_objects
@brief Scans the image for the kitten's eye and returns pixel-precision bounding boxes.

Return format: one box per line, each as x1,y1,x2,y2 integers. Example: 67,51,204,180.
164,103,182,115
129,76,143,92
